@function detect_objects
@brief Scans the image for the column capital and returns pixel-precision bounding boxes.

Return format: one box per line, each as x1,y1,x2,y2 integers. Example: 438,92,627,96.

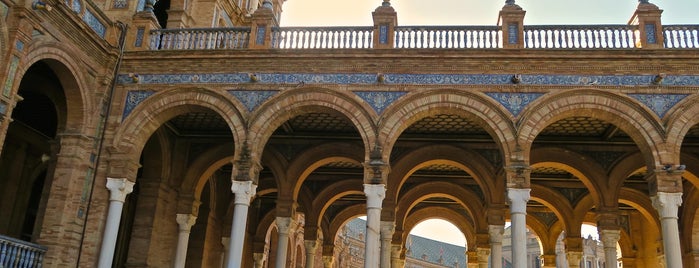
507,188,530,214
176,213,197,232
364,184,386,208
231,180,257,205
322,255,335,268
651,192,683,219
476,247,491,263
276,216,295,234
599,229,621,248
380,221,395,238
488,224,505,244
304,239,318,251
106,177,135,202
566,251,583,267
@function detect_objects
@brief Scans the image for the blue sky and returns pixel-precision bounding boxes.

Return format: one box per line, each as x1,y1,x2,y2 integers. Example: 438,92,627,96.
281,0,699,26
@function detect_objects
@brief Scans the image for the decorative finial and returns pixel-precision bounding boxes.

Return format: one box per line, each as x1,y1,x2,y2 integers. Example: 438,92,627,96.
505,0,515,5
639,0,650,3
262,0,272,9
382,0,390,7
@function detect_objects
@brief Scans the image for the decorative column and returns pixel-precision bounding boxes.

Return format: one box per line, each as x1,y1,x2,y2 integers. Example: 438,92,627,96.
489,225,505,268
599,230,620,268
304,240,319,268
174,214,197,268
391,244,404,268
97,178,135,268
364,184,386,268
652,192,683,268
226,180,257,268
477,247,490,268
221,237,230,268
566,251,582,268
507,188,530,268
274,217,294,268
380,221,395,268
322,255,335,268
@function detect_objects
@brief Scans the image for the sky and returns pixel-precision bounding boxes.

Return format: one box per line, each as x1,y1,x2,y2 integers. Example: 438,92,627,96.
281,0,699,26
280,0,696,247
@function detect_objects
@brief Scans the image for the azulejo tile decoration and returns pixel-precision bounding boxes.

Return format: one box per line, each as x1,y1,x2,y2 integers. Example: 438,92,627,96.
628,94,689,118
123,90,155,119
355,91,407,114
485,92,544,116
83,10,107,38
118,73,699,87
228,90,278,112
15,40,24,52
3,56,20,97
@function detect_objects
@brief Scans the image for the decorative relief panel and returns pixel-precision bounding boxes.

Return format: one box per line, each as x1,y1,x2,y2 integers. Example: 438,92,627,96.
485,92,544,116
228,90,278,112
122,90,155,119
628,93,689,118
355,91,406,114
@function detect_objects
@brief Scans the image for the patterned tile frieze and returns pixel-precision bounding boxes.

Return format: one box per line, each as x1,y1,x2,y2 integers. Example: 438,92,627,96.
228,90,278,112
122,90,155,119
355,91,407,114
628,93,689,118
485,92,544,116
118,73,699,86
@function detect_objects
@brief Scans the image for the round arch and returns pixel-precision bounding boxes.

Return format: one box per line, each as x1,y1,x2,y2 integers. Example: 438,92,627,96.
529,184,576,236
518,89,666,168
663,93,699,157
179,144,236,201
323,204,367,251
379,89,516,165
112,87,245,162
306,180,364,240
247,87,376,165
402,207,473,249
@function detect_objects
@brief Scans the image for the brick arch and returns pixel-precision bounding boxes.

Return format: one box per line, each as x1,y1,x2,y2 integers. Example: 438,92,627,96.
387,144,501,208
253,209,278,253
112,87,245,160
608,152,646,198
402,207,474,249
663,93,699,158
530,184,576,236
18,43,94,133
523,214,547,254
518,89,666,168
395,181,486,234
305,180,363,241
680,186,699,259
618,187,660,228
323,204,366,251
179,143,235,201
530,147,606,206
285,142,364,202
379,89,516,164
248,87,376,164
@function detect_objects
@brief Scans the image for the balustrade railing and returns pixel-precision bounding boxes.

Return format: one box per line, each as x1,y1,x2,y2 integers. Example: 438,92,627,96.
395,26,501,49
271,26,374,49
0,235,47,267
664,25,699,48
523,25,639,49
150,27,251,50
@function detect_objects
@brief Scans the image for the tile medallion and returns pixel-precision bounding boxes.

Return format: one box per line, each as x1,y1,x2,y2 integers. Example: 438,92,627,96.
123,90,155,119
355,91,407,114
628,93,689,118
485,92,544,116
228,90,278,112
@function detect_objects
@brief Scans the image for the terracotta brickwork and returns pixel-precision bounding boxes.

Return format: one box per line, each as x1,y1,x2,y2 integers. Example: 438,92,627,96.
1,0,699,267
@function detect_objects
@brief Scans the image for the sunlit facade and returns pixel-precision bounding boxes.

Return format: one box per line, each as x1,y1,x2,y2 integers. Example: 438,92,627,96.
1,0,699,267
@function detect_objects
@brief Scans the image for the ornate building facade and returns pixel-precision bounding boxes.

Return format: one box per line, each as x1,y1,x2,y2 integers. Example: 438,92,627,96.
1,0,699,267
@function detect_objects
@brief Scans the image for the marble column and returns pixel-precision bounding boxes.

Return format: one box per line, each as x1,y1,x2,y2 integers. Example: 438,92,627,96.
380,221,395,268
477,247,490,268
174,214,197,268
322,255,334,268
226,180,257,268
489,225,505,268
599,229,620,268
364,184,386,268
652,192,683,268
221,237,230,268
508,188,530,268
391,244,404,268
97,178,135,268
274,217,294,268
305,240,319,268
567,251,582,268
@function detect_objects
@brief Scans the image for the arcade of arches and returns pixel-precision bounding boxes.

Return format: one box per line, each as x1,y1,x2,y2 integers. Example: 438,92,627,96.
1,0,699,267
